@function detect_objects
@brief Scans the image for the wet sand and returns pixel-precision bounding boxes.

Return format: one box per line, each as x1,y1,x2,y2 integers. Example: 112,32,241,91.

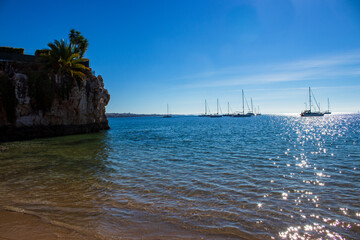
0,210,92,240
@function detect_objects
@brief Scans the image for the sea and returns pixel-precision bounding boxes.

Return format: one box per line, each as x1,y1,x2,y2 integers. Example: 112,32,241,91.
0,114,359,239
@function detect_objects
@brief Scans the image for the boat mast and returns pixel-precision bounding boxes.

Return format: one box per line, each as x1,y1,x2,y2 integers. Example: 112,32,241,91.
217,99,219,115
309,87,311,112
242,89,245,114
251,98,253,113
227,102,230,115
167,104,169,115
328,98,330,112
205,100,207,115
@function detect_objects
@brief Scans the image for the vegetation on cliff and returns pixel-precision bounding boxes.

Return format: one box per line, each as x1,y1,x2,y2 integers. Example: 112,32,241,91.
38,29,90,80
39,40,89,80
69,29,89,58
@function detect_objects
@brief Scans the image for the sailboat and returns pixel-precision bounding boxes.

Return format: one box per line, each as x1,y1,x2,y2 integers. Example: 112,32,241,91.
163,104,172,118
223,102,232,117
233,89,251,117
246,98,255,116
300,87,324,117
210,99,222,117
255,105,262,116
323,98,331,114
199,100,210,117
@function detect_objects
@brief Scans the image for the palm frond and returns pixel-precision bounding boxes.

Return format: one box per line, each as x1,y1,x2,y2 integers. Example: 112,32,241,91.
40,37,90,82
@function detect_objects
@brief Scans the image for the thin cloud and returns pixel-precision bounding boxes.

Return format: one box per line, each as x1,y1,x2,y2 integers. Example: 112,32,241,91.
178,50,360,89
280,51,360,70
181,68,328,88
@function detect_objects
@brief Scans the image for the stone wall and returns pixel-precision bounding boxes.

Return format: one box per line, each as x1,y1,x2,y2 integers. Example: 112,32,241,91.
0,52,36,63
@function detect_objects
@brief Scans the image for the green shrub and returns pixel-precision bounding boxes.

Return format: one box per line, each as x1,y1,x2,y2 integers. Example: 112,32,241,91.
79,58,90,67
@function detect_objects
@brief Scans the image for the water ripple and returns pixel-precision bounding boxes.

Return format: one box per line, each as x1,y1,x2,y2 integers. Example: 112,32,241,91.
0,114,359,239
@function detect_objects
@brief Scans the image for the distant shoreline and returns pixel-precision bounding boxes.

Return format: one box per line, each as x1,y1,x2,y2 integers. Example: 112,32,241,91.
106,113,199,118
106,113,163,118
106,112,359,118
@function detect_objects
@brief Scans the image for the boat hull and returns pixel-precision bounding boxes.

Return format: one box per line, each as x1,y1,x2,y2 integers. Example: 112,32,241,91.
300,111,324,117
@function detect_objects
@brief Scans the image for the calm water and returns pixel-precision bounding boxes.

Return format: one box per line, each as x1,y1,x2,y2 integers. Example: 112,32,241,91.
0,114,359,239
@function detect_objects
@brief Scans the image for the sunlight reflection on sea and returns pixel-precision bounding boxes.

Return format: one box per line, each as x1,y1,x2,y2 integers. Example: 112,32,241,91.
0,114,359,239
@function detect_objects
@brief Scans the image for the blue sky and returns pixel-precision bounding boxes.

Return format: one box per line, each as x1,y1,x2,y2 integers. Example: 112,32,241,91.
1,0,359,114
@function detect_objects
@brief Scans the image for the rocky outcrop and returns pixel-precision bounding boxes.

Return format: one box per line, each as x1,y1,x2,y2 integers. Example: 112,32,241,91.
0,62,110,142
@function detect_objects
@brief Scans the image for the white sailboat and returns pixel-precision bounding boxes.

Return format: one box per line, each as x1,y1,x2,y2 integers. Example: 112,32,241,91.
323,98,331,114
199,100,210,117
255,105,261,116
223,102,232,117
163,104,172,118
300,87,324,117
246,98,255,116
210,99,222,117
233,89,251,117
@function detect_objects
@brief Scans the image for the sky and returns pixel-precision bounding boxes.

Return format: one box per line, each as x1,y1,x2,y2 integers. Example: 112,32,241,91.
1,0,360,114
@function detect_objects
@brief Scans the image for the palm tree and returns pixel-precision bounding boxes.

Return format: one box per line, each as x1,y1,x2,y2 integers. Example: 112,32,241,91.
69,29,88,58
39,39,90,82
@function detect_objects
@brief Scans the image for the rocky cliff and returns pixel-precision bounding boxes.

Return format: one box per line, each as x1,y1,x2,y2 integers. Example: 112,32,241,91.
0,61,110,142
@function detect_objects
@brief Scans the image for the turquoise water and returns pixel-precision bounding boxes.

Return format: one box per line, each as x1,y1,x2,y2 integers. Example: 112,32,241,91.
0,114,359,239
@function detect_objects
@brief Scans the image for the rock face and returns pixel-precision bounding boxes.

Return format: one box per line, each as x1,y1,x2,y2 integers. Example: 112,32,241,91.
0,62,110,142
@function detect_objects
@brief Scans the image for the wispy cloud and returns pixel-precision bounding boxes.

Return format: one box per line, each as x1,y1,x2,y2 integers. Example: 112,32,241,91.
179,50,360,89
281,51,360,70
